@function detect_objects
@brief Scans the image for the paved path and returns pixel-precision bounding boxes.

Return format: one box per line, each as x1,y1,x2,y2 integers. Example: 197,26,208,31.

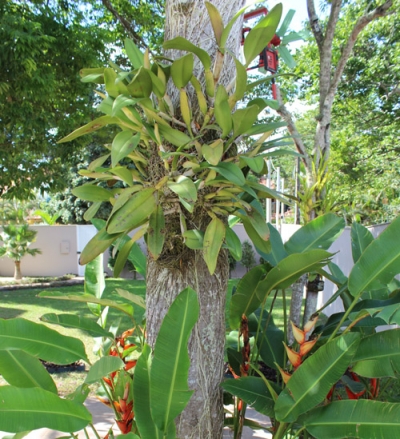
0,397,271,438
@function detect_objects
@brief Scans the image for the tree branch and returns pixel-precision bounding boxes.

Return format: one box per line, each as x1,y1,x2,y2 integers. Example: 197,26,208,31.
101,0,147,50
307,0,324,53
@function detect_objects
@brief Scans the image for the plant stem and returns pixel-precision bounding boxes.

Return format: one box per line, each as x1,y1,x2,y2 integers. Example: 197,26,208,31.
90,424,102,439
274,421,288,439
327,293,360,342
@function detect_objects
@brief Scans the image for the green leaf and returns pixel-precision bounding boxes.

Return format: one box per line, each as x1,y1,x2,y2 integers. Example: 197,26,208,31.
58,116,118,143
244,121,286,136
114,238,136,278
127,67,152,98
0,349,57,394
171,53,194,88
352,329,400,378
203,217,226,275
150,288,199,431
40,314,113,338
243,4,282,66
158,124,192,148
255,311,285,370
115,288,146,309
221,377,277,417
240,156,265,174
285,213,345,254
111,95,138,117
210,162,245,187
124,38,144,68
205,2,224,45
80,227,122,266
214,85,232,138
257,223,288,266
202,139,224,166
85,356,124,384
232,105,260,137
148,205,166,260
127,242,147,277
85,254,105,299
300,400,400,439
229,265,268,329
0,386,91,433
225,227,242,261
277,9,295,36
0,318,89,364
163,37,211,71
277,45,296,69
111,131,140,168
183,229,204,250
104,68,119,98
351,222,374,264
349,216,400,298
107,188,156,234
232,57,248,103
246,209,270,241
275,333,360,422
240,216,271,255
72,184,111,202
167,176,197,204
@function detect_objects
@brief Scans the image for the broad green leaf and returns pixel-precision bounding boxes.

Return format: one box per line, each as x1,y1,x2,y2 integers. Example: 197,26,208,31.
83,201,101,222
159,124,192,147
246,209,270,241
0,318,89,364
352,329,400,378
127,242,147,276
183,229,204,250
111,131,140,167
229,265,268,329
210,162,245,186
0,349,57,394
205,2,224,45
151,288,199,431
163,37,211,70
225,227,242,261
114,237,136,278
111,95,138,117
232,57,248,103
202,139,224,166
349,215,400,298
149,70,166,97
285,213,345,254
85,356,124,384
240,156,265,174
275,333,360,422
203,217,226,275
38,292,134,318
148,205,166,260
80,67,104,83
248,97,279,111
300,400,400,439
107,188,156,234
80,227,122,265
180,89,192,132
255,311,285,370
167,176,197,203
72,184,111,202
214,85,232,137
124,38,144,68
351,222,374,264
109,166,135,186
127,67,152,98
257,223,288,266
115,434,141,439
221,377,277,417
243,4,282,66
0,386,91,433
104,68,119,98
58,116,117,143
277,9,295,36
85,254,105,300
115,288,146,309
277,45,296,69
171,54,193,88
255,250,332,303
191,75,208,114
232,105,260,137
240,216,271,255
40,313,113,338
244,121,286,136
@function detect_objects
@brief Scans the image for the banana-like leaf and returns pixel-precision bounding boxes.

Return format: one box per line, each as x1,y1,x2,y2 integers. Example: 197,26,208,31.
163,37,211,71
202,139,224,166
183,229,204,249
38,292,134,317
148,205,166,260
203,217,226,275
40,313,113,339
71,184,111,202
0,349,57,394
257,223,288,266
240,216,271,255
229,265,268,329
299,400,400,439
124,38,144,68
85,254,105,299
275,333,360,422
232,105,260,138
221,377,278,417
243,4,282,66
171,53,193,88
285,213,345,254
205,2,224,45
255,250,332,303
79,227,122,266
0,318,89,364
225,227,242,261
115,288,146,309
107,188,156,234
352,329,400,378
351,222,374,263
127,67,152,98
111,131,140,168
0,386,91,433
349,215,400,298
115,434,141,439
150,288,199,432
210,162,245,187
255,311,285,370
158,124,192,147
214,85,232,137
167,176,197,203
58,116,118,143
85,356,124,384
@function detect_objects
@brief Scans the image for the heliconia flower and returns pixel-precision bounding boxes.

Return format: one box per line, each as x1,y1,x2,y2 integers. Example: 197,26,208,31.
299,338,318,357
277,364,292,384
97,396,111,407
303,315,319,334
284,343,302,368
113,400,122,413
103,377,113,388
370,378,379,398
116,420,132,434
291,321,305,344
121,328,135,339
124,360,137,371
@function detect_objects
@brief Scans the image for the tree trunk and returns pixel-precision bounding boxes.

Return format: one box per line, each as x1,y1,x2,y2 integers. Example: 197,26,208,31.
288,274,307,344
14,260,22,281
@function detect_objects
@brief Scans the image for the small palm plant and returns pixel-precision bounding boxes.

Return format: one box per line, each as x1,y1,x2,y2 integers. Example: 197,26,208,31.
0,224,41,280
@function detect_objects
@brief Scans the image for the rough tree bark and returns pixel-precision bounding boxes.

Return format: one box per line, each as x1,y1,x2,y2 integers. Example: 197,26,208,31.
145,1,245,438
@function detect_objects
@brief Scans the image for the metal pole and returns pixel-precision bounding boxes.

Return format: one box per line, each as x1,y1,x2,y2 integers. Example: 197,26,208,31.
281,178,285,224
266,160,272,224
276,167,281,231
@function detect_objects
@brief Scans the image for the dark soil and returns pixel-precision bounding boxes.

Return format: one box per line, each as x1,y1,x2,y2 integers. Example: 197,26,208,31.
40,360,86,374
